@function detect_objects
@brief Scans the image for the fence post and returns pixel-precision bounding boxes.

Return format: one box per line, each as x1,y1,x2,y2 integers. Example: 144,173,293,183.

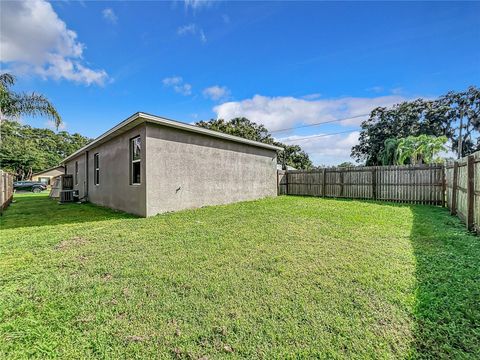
451,162,458,215
285,170,289,195
0,172,4,215
339,169,344,197
371,168,377,200
441,166,446,207
322,168,326,197
277,170,279,195
467,155,475,231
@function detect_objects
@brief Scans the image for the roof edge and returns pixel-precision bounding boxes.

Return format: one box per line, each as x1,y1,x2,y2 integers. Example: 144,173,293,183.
31,165,65,177
139,112,283,151
63,112,283,163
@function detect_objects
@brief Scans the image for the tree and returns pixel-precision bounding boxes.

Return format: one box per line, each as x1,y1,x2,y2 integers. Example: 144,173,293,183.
196,118,273,143
439,86,480,157
0,120,91,179
0,73,62,128
395,135,447,165
351,86,480,165
337,161,356,167
277,144,312,170
378,138,399,165
196,117,313,169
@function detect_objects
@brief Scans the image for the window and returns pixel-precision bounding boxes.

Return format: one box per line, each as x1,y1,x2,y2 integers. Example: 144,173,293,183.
94,153,100,185
130,136,141,185
75,161,78,185
39,177,50,185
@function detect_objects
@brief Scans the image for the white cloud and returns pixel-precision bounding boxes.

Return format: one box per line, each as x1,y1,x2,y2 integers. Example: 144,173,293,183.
177,23,207,43
214,94,409,165
102,8,118,24
213,94,406,131
0,0,108,86
162,76,183,86
366,86,384,93
277,131,361,166
162,76,192,96
177,24,197,36
391,87,403,95
184,0,215,10
302,93,322,100
203,85,230,101
199,29,207,43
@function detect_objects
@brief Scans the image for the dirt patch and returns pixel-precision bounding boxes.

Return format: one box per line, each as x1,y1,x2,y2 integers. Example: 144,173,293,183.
223,344,233,353
75,316,95,324
55,236,89,251
125,335,149,343
102,273,113,282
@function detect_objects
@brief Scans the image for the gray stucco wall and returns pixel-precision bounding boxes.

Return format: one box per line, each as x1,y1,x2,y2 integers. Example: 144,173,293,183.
145,123,277,216
65,154,87,198
65,124,147,217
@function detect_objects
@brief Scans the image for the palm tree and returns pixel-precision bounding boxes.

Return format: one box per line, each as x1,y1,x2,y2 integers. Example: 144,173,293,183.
0,73,62,129
378,138,399,165
395,135,447,165
416,134,448,164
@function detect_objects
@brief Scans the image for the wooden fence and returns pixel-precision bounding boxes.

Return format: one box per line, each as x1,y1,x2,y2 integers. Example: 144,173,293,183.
445,151,480,232
0,170,14,215
278,164,445,205
278,152,480,233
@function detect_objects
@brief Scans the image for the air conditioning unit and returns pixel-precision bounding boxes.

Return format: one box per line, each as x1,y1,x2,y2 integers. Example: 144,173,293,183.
60,190,74,203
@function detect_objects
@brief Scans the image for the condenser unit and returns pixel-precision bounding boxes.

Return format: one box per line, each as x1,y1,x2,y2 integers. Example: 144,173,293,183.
60,190,79,203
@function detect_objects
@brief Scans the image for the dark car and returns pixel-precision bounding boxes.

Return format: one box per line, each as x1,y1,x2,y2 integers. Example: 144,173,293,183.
13,181,47,193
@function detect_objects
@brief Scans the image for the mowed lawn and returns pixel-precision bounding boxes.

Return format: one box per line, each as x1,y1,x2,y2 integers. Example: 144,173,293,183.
1,194,479,359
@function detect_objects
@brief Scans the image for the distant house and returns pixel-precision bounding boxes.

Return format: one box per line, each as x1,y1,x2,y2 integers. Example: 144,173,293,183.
277,164,297,171
62,112,282,217
31,166,65,185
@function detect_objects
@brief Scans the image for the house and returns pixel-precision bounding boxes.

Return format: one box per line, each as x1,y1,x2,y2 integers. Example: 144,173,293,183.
276,164,297,171
62,112,282,217
31,165,65,185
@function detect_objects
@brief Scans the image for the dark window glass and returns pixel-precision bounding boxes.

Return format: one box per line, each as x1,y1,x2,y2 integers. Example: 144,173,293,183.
132,137,141,161
75,161,78,185
132,162,141,184
130,137,141,184
94,153,99,185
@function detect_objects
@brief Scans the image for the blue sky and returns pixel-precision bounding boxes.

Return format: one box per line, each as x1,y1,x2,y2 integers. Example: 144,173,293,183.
1,0,479,165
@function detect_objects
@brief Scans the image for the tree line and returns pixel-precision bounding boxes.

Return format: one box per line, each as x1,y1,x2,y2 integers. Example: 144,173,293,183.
352,86,479,165
1,71,478,174
0,120,91,180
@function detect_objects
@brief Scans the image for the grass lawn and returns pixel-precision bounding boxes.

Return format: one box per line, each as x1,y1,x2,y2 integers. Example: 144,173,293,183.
1,193,479,359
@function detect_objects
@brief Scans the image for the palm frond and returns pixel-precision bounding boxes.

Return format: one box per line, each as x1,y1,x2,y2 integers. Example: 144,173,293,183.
0,73,15,89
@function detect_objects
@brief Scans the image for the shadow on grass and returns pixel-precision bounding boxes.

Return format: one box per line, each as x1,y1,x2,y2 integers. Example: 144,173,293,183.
1,194,136,230
347,198,480,357
409,205,480,358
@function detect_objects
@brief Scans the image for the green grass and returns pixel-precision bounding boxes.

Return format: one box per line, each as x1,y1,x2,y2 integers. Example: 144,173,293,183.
1,194,479,359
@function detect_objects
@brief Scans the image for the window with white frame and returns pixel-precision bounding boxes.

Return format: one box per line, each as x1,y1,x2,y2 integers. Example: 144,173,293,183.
94,153,100,185
130,136,141,185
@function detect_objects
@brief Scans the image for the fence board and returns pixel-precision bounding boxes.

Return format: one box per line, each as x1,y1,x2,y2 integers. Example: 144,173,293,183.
0,170,14,215
475,152,480,232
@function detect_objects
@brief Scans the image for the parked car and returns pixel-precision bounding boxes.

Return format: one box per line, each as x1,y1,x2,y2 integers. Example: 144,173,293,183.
13,181,47,193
